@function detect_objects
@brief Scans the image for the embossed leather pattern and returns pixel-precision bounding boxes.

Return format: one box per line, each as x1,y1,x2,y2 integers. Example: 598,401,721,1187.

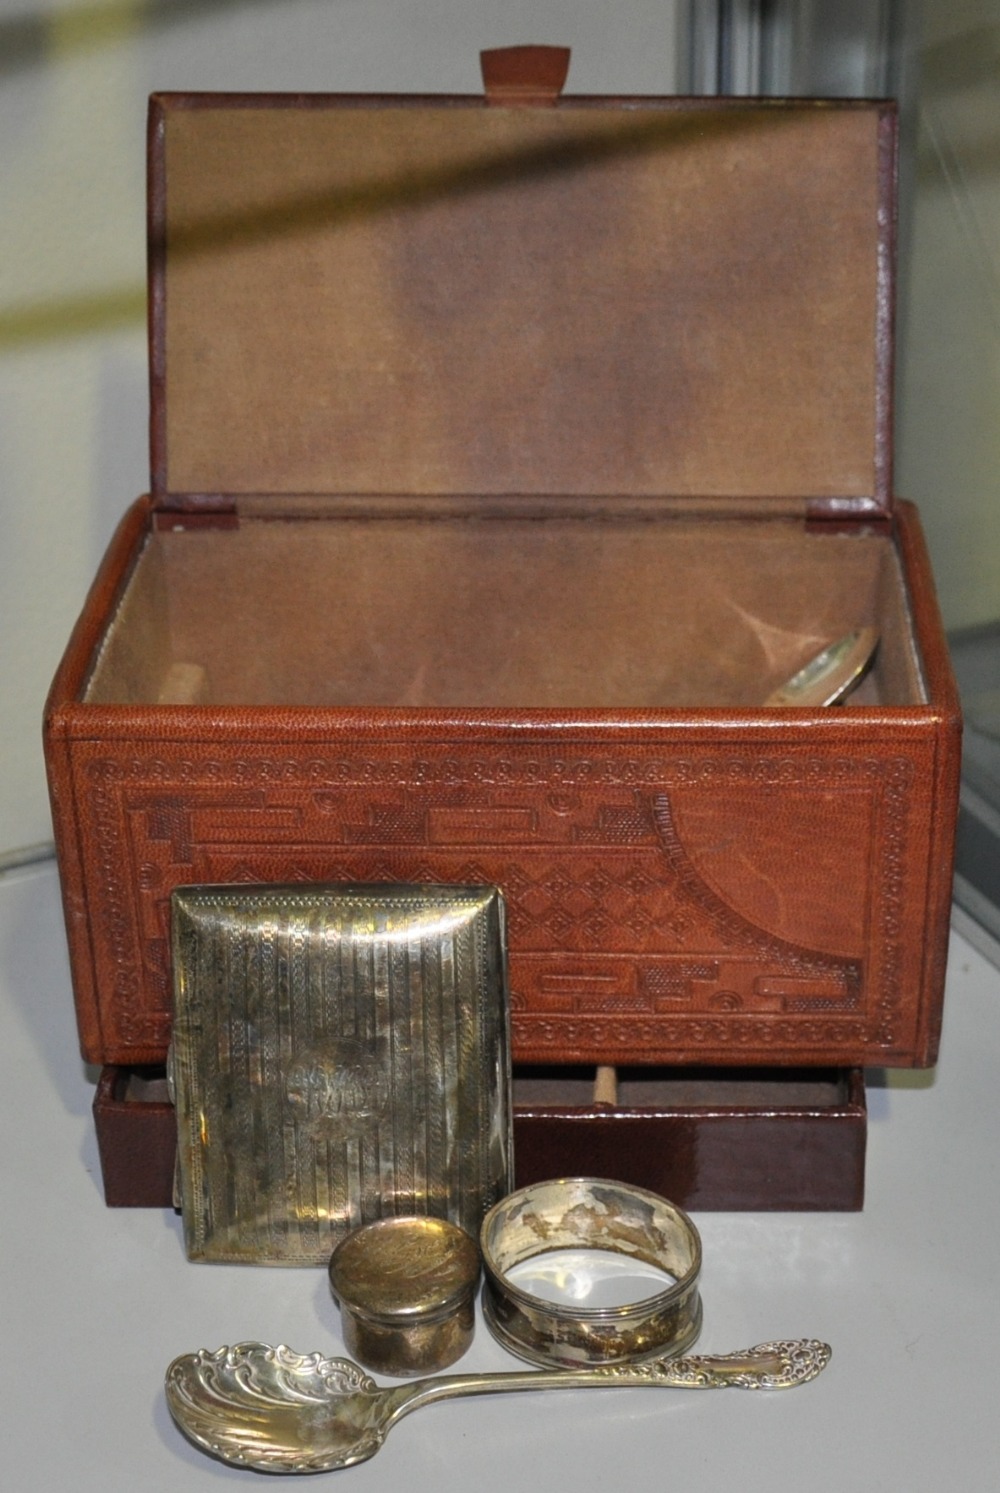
46,720,955,1068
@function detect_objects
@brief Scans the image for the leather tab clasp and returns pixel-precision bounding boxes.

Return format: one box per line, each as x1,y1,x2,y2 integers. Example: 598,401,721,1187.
480,45,570,106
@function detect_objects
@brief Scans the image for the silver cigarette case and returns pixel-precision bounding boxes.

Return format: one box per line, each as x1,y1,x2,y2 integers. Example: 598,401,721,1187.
169,883,512,1264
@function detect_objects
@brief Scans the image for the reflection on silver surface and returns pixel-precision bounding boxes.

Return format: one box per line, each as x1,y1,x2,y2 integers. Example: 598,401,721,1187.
506,1249,677,1307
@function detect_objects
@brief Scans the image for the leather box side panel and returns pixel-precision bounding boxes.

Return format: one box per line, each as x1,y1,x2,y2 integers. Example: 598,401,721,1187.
43,497,155,1061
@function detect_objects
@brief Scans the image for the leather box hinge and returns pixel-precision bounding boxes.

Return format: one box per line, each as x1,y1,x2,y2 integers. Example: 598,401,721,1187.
153,498,239,532
804,494,894,532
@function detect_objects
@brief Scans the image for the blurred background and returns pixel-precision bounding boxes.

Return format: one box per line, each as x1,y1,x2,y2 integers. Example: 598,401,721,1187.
2,2,997,926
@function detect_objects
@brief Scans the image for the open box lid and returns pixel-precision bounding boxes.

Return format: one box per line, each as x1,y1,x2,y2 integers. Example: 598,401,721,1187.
149,48,896,520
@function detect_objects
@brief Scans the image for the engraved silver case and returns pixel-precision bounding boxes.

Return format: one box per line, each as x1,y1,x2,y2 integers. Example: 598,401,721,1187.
169,883,512,1264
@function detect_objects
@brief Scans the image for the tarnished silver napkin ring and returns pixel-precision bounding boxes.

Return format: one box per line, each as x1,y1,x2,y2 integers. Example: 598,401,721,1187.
480,1177,703,1368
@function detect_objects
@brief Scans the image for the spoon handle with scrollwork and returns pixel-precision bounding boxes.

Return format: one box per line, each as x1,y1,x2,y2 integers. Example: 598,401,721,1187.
385,1340,831,1424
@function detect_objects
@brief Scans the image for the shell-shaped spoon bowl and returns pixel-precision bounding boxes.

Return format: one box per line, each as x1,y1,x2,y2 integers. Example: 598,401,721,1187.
166,1342,386,1473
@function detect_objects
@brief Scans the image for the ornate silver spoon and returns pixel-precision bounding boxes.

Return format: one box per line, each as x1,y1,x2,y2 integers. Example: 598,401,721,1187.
765,627,879,707
165,1338,831,1473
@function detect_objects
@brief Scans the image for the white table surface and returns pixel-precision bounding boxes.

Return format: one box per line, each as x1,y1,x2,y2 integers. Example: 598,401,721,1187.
3,858,999,1490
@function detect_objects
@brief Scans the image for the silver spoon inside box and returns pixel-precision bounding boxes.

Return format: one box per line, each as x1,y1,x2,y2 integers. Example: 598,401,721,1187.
765,627,879,707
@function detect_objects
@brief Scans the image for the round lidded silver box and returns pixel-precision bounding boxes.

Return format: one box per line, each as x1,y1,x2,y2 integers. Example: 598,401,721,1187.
480,1177,703,1369
328,1216,480,1377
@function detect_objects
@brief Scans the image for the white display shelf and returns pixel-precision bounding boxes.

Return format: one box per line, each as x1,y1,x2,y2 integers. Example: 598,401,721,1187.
2,860,998,1491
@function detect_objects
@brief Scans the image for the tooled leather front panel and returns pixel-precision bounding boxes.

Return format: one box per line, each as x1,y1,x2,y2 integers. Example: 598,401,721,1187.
67,727,937,1068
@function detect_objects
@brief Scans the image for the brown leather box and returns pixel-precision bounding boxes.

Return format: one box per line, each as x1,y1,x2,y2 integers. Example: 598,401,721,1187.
46,52,960,1119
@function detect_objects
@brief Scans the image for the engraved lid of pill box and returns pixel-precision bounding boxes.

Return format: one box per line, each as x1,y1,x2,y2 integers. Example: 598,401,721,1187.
329,1217,480,1326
